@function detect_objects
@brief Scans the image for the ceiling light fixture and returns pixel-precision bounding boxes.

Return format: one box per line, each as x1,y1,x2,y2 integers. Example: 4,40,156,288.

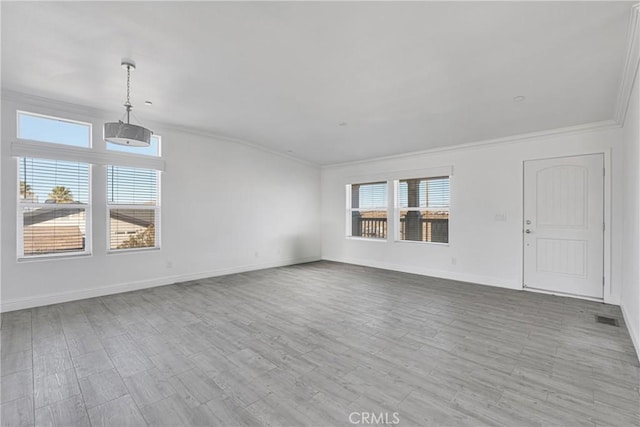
104,59,152,147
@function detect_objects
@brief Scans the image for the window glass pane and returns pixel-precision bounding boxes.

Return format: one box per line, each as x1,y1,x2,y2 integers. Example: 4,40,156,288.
107,135,160,156
427,178,450,208
351,210,387,239
352,182,387,209
19,158,89,204
107,166,157,205
109,209,156,250
399,179,427,208
398,210,449,243
18,112,90,147
23,207,87,256
399,177,450,208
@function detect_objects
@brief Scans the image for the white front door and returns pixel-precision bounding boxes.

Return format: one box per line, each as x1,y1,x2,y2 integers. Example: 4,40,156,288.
523,154,604,299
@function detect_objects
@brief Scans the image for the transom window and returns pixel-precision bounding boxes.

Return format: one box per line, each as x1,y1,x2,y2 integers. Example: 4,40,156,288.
107,135,161,157
18,111,91,148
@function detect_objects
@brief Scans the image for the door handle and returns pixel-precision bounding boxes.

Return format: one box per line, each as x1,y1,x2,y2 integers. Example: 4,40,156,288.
525,229,532,234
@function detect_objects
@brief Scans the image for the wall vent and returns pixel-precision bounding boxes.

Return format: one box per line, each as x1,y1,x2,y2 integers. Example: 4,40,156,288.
595,315,619,326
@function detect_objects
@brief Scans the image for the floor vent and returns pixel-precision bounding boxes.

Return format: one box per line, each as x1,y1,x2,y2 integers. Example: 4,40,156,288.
596,315,619,326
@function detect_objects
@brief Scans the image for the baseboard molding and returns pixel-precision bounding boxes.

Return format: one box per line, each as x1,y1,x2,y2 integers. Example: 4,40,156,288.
620,302,640,364
0,256,321,313
322,256,521,291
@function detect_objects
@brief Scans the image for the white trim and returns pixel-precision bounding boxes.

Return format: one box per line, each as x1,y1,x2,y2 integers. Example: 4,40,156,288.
343,165,453,185
620,302,640,364
345,236,388,243
323,121,618,170
0,256,321,313
614,3,640,126
523,286,604,303
12,140,165,171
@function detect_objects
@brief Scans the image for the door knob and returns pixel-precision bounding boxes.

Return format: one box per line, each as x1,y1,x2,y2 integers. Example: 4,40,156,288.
525,229,532,234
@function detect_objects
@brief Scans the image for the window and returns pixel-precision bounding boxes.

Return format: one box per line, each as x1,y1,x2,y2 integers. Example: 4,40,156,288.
347,182,387,239
18,111,91,148
107,135,160,157
107,166,159,251
18,158,91,258
396,177,450,243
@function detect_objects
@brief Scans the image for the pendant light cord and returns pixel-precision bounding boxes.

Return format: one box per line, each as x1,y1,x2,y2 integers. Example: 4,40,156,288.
124,65,132,124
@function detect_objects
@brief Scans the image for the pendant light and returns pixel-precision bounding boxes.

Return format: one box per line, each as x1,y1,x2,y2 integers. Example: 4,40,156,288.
104,59,152,147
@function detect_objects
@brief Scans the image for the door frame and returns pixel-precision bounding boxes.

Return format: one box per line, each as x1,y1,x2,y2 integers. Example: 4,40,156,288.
521,150,613,303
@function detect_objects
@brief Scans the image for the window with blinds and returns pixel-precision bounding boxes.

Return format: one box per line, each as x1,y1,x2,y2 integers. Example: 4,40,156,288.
107,166,159,251
347,182,388,239
18,157,91,258
397,177,450,243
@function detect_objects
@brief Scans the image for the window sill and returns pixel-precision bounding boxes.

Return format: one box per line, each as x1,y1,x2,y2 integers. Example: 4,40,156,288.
345,236,388,243
107,247,161,255
394,240,449,246
18,252,92,262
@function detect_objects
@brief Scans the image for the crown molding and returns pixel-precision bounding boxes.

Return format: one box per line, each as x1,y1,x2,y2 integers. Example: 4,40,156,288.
322,120,619,170
614,3,640,126
1,89,319,169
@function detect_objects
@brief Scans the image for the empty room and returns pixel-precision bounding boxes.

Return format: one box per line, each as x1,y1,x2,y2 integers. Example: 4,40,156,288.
1,1,639,426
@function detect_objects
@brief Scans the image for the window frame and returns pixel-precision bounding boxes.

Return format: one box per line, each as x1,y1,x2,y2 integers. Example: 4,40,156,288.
16,158,93,260
106,167,161,254
345,181,389,241
13,110,165,261
394,176,450,245
17,110,93,148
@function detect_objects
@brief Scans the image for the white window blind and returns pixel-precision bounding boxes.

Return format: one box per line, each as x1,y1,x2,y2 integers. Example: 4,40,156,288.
18,157,90,258
347,181,388,239
107,165,159,251
397,176,450,243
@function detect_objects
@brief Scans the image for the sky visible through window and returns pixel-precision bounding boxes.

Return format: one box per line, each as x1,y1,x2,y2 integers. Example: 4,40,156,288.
357,183,387,209
18,113,90,147
108,166,157,205
19,158,89,204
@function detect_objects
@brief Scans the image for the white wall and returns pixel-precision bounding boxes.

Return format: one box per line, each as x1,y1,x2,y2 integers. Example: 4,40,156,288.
620,67,640,359
321,124,624,304
0,93,321,312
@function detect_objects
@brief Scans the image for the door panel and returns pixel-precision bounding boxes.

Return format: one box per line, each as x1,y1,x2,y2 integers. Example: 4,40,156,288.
523,154,604,298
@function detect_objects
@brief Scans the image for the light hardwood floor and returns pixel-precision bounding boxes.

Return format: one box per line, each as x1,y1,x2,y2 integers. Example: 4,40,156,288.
1,261,639,426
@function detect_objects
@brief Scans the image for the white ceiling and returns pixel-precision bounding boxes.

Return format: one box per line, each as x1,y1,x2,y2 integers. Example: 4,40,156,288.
1,1,634,165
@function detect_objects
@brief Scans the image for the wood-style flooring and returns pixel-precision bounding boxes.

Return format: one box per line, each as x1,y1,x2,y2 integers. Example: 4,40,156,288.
1,261,639,426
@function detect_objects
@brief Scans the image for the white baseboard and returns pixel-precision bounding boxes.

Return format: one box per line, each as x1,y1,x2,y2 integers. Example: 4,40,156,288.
0,256,320,313
620,302,640,364
322,256,521,291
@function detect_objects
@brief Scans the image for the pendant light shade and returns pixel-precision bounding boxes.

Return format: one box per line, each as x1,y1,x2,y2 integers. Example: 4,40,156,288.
104,122,152,147
104,59,152,147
